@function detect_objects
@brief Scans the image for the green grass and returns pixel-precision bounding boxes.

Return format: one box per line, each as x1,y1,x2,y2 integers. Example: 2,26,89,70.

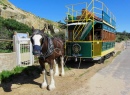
0,66,41,83
79,70,89,77
0,49,13,53
115,51,121,56
0,66,26,82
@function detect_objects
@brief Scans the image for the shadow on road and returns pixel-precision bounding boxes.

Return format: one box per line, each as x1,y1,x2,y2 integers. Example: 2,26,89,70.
65,60,95,69
0,66,42,92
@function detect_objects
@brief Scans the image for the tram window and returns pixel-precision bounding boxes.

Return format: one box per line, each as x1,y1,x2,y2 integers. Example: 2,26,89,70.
65,30,68,40
68,31,73,40
95,24,102,29
94,31,101,40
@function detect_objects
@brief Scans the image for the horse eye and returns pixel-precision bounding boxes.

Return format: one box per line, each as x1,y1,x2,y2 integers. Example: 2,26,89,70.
40,38,44,44
40,39,42,43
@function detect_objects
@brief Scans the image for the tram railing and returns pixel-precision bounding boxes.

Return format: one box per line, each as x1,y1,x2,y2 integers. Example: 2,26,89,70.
65,0,116,41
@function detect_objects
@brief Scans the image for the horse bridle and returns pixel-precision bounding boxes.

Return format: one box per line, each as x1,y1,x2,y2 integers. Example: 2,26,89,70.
30,31,55,59
30,31,45,46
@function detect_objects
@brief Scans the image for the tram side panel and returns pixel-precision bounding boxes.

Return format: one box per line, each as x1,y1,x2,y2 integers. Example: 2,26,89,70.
65,25,116,60
66,42,92,58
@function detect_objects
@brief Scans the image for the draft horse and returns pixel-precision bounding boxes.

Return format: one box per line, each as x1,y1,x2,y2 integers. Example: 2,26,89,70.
30,25,65,90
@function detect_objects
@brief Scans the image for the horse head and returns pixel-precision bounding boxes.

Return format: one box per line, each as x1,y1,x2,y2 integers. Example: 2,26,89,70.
30,25,47,57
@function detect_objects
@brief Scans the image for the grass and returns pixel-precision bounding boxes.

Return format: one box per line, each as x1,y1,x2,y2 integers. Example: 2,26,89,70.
0,66,26,82
79,70,90,77
115,51,121,56
0,66,41,83
0,49,13,53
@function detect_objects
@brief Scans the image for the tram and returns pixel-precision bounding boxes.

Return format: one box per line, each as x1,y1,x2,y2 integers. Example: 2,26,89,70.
65,0,116,63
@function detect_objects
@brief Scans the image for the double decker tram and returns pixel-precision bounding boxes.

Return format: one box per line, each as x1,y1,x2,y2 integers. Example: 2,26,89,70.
65,0,116,63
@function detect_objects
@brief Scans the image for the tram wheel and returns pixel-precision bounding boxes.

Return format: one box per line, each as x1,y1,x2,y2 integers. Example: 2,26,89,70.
97,57,105,64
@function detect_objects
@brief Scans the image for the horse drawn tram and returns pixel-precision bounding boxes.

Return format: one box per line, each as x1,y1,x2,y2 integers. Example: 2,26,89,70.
65,0,116,63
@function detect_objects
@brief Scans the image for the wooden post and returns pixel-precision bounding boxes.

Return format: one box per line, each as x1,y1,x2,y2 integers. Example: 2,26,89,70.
13,32,17,52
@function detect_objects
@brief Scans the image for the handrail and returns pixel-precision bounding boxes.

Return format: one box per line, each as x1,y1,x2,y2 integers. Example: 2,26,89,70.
66,0,116,22
73,0,94,40
0,39,13,42
66,2,88,7
74,8,94,40
65,0,116,41
96,0,116,21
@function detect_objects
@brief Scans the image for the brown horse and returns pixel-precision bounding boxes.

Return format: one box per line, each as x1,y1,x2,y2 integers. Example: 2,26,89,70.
30,25,65,90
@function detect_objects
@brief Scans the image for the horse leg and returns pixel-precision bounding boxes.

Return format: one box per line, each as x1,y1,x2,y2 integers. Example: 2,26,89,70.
48,60,56,90
41,68,48,88
54,59,59,76
60,56,65,76
39,59,48,89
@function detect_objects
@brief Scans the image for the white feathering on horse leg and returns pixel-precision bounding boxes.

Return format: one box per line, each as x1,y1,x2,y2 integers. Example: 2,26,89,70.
54,60,59,76
48,69,56,91
60,56,65,76
41,70,48,88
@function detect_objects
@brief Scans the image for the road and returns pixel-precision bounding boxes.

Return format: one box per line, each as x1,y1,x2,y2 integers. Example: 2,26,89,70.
71,46,130,95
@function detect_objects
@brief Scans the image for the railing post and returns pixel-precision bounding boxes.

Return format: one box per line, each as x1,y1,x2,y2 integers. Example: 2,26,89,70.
13,32,17,52
92,0,95,57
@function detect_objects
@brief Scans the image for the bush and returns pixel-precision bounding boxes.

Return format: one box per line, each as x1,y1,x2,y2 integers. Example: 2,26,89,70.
3,6,7,10
3,18,31,33
0,17,32,52
0,70,13,82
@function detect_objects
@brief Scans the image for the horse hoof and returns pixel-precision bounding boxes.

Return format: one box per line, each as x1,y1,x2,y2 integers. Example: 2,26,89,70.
48,85,56,91
41,83,47,89
59,73,65,77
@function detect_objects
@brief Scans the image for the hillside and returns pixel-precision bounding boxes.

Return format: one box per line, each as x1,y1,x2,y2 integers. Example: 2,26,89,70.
0,0,63,33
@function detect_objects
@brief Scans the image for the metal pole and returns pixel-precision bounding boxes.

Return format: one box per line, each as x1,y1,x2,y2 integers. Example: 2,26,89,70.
92,0,94,57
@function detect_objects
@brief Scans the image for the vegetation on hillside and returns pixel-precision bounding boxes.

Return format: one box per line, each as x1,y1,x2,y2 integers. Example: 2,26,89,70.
0,0,13,10
0,16,31,52
116,31,130,42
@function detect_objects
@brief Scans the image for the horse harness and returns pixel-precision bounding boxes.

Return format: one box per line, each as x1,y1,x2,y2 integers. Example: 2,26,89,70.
40,36,64,60
40,37,54,60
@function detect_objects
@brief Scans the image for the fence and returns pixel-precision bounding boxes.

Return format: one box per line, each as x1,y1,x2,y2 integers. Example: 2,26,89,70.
0,32,34,72
13,32,34,66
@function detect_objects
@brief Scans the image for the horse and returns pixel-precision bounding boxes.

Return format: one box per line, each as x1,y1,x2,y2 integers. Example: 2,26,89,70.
30,25,65,90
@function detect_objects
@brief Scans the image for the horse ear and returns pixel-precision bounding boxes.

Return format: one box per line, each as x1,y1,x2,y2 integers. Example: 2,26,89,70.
32,26,34,31
41,24,47,33
41,28,45,33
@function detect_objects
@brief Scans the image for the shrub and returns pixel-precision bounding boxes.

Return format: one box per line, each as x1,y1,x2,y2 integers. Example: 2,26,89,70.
0,17,32,52
3,6,7,10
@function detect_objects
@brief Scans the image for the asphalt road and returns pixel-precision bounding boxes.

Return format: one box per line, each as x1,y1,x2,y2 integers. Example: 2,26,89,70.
71,45,130,95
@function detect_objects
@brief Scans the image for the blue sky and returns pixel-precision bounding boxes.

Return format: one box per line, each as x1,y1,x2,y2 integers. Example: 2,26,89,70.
9,0,130,32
